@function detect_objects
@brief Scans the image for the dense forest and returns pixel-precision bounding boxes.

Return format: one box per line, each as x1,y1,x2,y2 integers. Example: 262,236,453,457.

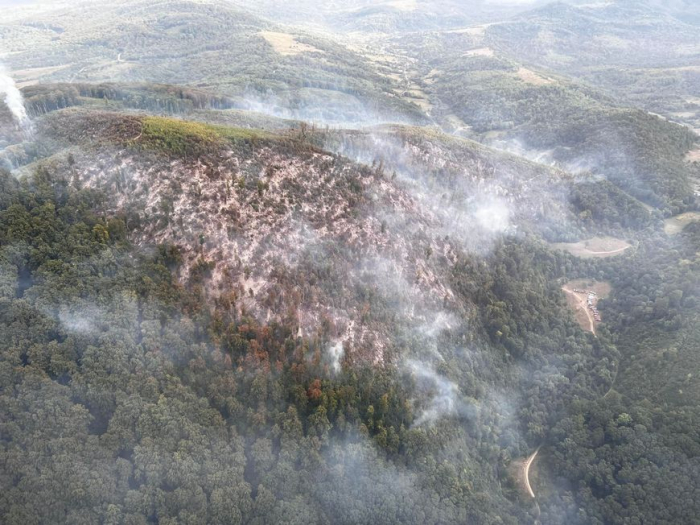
3,109,697,523
0,164,535,524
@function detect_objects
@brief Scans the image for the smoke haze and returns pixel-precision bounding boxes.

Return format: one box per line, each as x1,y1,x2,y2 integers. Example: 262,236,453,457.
0,62,33,137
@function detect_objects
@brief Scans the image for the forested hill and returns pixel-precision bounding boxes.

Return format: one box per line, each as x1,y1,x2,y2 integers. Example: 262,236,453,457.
2,94,699,523
0,0,425,125
0,105,615,523
2,0,700,524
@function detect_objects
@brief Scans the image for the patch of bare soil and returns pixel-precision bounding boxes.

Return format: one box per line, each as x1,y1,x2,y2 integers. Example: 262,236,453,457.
685,147,700,163
552,236,631,259
664,211,700,235
510,447,540,499
562,279,611,335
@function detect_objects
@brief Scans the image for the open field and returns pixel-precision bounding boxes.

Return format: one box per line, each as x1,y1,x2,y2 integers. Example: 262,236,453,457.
552,237,631,259
445,25,491,36
664,211,700,235
464,47,494,58
685,147,700,162
516,67,553,86
259,31,326,56
14,65,72,88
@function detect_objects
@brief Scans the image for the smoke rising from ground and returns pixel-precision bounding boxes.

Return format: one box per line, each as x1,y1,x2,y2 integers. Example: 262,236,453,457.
0,62,33,137
407,359,462,426
327,341,345,374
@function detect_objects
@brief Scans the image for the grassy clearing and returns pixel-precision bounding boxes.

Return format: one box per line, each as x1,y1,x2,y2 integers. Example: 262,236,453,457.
464,48,494,58
139,116,272,156
445,25,489,36
664,211,700,235
14,65,72,88
516,67,553,86
685,147,700,162
552,237,631,259
259,31,325,56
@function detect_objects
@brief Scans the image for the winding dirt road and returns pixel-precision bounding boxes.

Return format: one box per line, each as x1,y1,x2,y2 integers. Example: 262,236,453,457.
523,447,540,499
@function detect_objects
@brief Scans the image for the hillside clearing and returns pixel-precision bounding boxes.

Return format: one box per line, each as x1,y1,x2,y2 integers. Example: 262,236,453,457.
552,237,631,258
664,211,700,235
509,447,541,499
562,280,611,335
14,65,71,87
259,31,325,56
446,25,491,36
464,47,494,58
516,67,553,86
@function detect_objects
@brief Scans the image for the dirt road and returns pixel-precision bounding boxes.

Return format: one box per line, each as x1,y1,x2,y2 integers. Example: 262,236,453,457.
524,447,540,498
562,285,596,335
585,247,630,256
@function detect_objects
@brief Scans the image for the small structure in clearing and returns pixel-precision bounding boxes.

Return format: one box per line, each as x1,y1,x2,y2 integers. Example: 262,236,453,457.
552,236,631,259
562,280,611,335
664,212,700,235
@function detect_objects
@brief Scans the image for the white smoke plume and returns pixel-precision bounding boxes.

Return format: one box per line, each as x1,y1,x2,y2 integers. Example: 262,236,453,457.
474,197,511,234
0,61,33,137
407,360,461,426
327,340,344,374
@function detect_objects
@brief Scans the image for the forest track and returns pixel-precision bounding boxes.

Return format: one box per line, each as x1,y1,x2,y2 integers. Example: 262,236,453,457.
585,247,629,256
562,285,596,335
523,447,540,499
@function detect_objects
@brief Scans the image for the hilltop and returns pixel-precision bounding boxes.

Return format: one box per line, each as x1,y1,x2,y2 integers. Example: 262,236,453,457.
0,0,426,125
20,104,604,365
